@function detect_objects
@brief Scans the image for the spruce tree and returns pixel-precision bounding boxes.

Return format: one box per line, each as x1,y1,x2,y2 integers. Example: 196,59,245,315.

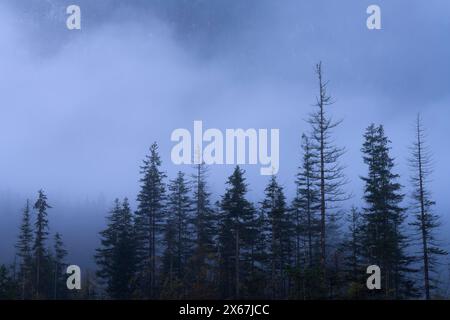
218,166,256,299
33,189,51,298
95,198,136,299
360,124,415,299
161,171,193,298
190,163,217,298
409,115,447,299
261,175,291,299
341,206,365,298
134,142,166,298
53,232,68,299
16,200,33,299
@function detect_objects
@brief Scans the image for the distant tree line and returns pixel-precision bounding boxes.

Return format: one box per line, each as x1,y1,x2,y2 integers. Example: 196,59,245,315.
0,63,447,300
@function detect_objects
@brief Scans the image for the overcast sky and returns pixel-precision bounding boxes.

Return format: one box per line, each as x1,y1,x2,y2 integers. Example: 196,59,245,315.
1,0,449,264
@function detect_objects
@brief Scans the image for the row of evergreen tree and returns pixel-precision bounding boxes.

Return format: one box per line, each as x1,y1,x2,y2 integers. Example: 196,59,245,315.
1,63,447,300
93,63,447,300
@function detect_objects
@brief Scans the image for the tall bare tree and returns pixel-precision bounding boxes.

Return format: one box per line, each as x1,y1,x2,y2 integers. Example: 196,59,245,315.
409,114,447,299
307,62,348,276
